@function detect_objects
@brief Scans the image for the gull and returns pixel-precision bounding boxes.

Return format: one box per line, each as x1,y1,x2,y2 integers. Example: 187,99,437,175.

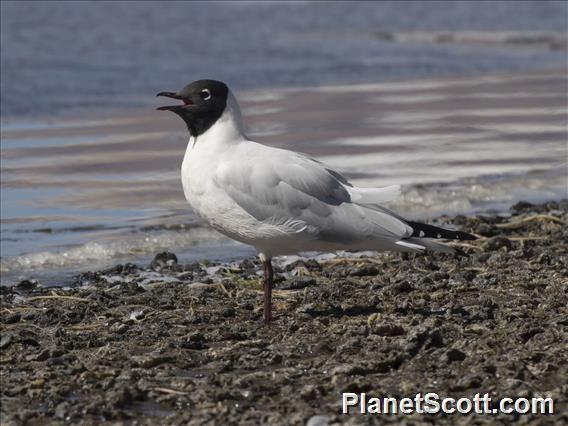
157,80,475,323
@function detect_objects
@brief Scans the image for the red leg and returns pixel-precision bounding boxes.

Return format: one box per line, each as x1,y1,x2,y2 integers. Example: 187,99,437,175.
263,258,273,323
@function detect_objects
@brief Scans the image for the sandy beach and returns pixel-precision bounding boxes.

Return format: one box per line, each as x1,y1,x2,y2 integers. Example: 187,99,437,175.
1,200,566,424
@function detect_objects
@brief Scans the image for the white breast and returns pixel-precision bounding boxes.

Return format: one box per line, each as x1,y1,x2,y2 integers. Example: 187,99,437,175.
179,98,289,250
182,143,300,251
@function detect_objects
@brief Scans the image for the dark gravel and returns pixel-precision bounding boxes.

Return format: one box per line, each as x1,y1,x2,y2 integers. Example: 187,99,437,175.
1,200,567,425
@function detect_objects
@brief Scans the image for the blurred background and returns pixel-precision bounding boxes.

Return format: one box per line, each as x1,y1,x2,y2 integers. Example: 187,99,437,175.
2,1,567,117
1,1,567,285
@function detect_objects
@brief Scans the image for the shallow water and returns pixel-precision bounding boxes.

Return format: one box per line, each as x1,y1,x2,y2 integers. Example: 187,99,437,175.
1,2,567,285
1,70,567,285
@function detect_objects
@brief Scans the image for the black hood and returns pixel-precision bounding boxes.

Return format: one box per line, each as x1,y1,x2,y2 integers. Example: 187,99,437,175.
157,79,229,137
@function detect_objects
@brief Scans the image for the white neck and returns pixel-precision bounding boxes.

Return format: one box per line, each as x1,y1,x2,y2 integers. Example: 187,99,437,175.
189,90,246,147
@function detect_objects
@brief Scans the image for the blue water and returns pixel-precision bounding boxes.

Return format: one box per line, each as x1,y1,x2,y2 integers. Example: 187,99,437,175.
1,1,567,286
2,1,567,119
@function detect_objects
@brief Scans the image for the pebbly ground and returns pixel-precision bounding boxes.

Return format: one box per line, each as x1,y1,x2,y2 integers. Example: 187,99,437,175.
1,200,567,425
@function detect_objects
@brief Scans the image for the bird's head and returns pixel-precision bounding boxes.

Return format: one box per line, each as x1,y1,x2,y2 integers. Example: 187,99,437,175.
157,79,229,137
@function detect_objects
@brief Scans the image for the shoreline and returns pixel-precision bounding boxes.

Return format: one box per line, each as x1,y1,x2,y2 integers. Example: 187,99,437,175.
2,185,566,288
1,199,567,424
2,68,567,284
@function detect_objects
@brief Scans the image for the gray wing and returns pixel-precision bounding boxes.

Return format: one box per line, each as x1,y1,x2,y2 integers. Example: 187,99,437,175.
214,144,412,243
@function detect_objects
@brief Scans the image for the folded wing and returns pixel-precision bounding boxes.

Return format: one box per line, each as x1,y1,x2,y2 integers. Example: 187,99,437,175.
214,143,412,244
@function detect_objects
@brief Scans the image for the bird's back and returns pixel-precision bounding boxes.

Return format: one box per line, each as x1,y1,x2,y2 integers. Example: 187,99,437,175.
183,135,420,256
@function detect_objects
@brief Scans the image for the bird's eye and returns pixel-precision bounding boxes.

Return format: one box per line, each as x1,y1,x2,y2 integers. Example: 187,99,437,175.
200,89,212,100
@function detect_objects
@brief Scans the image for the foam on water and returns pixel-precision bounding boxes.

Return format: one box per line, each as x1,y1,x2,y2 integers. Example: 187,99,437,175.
388,167,567,219
2,164,564,287
0,225,253,286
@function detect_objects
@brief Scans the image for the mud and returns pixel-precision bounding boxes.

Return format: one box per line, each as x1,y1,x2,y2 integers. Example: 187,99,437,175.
1,200,567,425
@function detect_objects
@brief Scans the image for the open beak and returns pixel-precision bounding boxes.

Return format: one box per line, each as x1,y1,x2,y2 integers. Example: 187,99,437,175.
156,91,193,111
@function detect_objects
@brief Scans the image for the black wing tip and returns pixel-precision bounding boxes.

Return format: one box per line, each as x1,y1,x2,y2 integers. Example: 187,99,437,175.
407,221,477,241
454,230,477,241
447,229,477,241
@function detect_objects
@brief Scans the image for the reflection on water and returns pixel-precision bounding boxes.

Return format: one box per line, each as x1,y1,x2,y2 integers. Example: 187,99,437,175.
1,70,566,285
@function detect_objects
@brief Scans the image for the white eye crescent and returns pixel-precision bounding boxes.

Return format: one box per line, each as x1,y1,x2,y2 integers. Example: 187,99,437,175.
200,89,212,100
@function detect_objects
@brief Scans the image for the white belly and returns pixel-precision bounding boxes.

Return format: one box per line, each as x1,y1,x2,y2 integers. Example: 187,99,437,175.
181,146,308,254
182,154,248,240
181,144,281,251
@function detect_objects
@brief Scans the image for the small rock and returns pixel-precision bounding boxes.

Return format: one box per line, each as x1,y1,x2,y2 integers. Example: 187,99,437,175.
122,263,138,274
117,369,141,382
109,385,134,406
3,313,21,324
284,259,321,272
73,271,101,287
306,415,330,426
428,330,445,348
370,281,387,291
300,385,317,401
0,334,13,349
445,348,467,363
406,327,444,357
460,270,477,282
132,355,171,369
429,271,449,281
150,251,178,270
450,375,483,392
535,253,551,265
30,349,51,362
20,338,40,347
510,200,535,213
348,265,380,277
222,307,236,318
482,236,512,251
239,258,257,270
118,282,145,294
180,332,206,350
55,401,70,420
15,279,39,292
128,309,147,321
450,306,469,317
476,223,499,237
110,323,129,334
391,281,414,294
101,264,124,275
278,276,316,290
372,324,405,336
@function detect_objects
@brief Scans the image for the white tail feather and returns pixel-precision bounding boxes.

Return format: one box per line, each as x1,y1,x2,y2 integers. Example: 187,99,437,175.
396,238,456,254
395,240,426,251
347,184,401,204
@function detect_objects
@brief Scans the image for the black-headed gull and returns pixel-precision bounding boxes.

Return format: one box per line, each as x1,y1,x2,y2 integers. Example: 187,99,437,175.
157,80,475,323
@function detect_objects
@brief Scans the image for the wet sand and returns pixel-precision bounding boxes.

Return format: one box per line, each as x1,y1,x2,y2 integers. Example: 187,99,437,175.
1,200,566,425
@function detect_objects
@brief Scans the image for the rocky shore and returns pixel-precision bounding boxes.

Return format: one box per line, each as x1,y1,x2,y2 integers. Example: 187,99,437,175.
1,200,567,425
